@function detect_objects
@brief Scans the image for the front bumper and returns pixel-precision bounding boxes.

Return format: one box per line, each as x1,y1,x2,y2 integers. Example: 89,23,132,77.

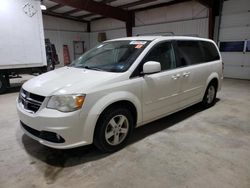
21,121,65,143
17,99,92,149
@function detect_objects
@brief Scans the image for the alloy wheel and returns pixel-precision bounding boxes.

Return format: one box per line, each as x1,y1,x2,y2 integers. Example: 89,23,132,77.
207,85,215,104
105,115,129,146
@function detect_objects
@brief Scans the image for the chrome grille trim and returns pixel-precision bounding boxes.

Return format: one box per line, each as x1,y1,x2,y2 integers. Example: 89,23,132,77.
19,89,45,113
25,97,43,105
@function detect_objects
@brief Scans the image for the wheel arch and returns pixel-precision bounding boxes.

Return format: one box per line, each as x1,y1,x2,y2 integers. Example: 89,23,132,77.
202,74,219,107
97,100,138,125
206,73,219,91
81,91,142,144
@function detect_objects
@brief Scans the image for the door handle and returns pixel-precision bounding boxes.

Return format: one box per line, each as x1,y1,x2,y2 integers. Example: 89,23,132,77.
183,72,190,77
172,74,180,80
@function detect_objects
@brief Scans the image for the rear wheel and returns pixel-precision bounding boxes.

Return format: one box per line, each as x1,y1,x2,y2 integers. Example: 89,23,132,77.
202,83,217,108
47,59,55,71
94,107,134,152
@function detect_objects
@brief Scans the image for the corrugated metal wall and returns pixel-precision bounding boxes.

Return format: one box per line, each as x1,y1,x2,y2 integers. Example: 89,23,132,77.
90,1,209,47
219,0,250,79
43,1,210,64
43,15,89,65
133,18,208,37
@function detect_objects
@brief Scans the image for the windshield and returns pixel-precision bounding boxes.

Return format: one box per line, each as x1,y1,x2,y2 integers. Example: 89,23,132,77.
70,40,150,72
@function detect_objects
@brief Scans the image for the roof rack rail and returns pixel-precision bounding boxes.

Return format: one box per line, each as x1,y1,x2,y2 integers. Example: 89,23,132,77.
182,34,200,37
162,32,175,36
135,33,201,37
136,31,175,36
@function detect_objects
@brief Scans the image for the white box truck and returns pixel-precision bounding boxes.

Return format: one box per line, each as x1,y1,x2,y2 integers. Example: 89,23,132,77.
0,0,47,93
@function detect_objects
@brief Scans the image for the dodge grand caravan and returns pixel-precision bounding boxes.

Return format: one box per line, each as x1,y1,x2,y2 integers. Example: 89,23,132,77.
17,36,223,152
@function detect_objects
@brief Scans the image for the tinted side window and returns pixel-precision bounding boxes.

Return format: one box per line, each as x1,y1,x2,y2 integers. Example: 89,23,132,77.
176,41,204,67
143,42,176,71
200,41,220,61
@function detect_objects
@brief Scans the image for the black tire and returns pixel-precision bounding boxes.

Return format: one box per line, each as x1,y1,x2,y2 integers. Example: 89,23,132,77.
47,59,55,71
0,74,8,94
94,107,134,152
202,82,217,108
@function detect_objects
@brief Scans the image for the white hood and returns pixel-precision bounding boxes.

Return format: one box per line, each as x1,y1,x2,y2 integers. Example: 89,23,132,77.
22,67,123,96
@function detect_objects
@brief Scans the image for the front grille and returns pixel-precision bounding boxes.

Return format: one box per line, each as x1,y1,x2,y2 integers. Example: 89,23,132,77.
19,88,45,113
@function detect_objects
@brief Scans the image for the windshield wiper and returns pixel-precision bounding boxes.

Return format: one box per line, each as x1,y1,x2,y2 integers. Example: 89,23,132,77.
83,66,104,71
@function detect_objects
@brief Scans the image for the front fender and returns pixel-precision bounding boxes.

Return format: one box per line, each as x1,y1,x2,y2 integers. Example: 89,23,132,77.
81,91,142,143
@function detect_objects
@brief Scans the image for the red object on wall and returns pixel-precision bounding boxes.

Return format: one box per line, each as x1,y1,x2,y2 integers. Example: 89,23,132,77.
63,45,71,65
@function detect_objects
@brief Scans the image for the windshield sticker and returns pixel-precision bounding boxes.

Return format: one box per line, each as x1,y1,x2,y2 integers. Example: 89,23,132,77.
130,41,147,45
135,44,143,49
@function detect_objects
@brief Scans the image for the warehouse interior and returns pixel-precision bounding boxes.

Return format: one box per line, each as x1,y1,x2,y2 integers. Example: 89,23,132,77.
40,0,250,79
0,0,250,187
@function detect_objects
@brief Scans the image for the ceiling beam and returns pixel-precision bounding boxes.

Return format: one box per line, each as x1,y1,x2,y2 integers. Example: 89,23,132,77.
82,0,157,20
119,0,157,9
103,0,118,3
62,0,117,16
134,0,191,12
77,13,96,20
90,0,191,21
195,0,213,8
47,4,64,11
90,16,105,21
50,0,130,22
63,9,82,15
43,10,89,23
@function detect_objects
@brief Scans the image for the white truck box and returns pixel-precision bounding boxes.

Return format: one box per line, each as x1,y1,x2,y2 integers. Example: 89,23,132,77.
0,0,47,93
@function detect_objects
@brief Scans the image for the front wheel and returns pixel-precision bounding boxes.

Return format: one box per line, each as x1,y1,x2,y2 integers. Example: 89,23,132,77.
202,83,217,108
94,107,134,152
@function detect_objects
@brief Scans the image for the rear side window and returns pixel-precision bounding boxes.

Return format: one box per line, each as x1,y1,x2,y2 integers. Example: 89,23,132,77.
200,41,220,62
176,41,204,67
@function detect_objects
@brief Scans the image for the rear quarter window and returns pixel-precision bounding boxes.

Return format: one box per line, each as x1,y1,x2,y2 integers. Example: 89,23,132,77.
175,40,220,68
200,41,220,62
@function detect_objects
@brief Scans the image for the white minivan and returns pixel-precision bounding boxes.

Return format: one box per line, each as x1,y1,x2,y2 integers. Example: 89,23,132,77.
17,36,223,152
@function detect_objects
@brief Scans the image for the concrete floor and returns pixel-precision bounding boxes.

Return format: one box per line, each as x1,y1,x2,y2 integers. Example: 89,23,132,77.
0,78,250,188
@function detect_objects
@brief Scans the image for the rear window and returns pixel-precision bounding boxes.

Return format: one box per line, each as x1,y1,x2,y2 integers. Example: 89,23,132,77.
200,41,220,62
175,40,220,67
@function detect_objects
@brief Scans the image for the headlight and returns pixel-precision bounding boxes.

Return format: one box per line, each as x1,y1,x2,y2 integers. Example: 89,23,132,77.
47,94,86,112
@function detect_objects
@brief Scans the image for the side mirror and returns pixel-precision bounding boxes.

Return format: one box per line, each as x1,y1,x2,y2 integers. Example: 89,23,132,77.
143,61,161,74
